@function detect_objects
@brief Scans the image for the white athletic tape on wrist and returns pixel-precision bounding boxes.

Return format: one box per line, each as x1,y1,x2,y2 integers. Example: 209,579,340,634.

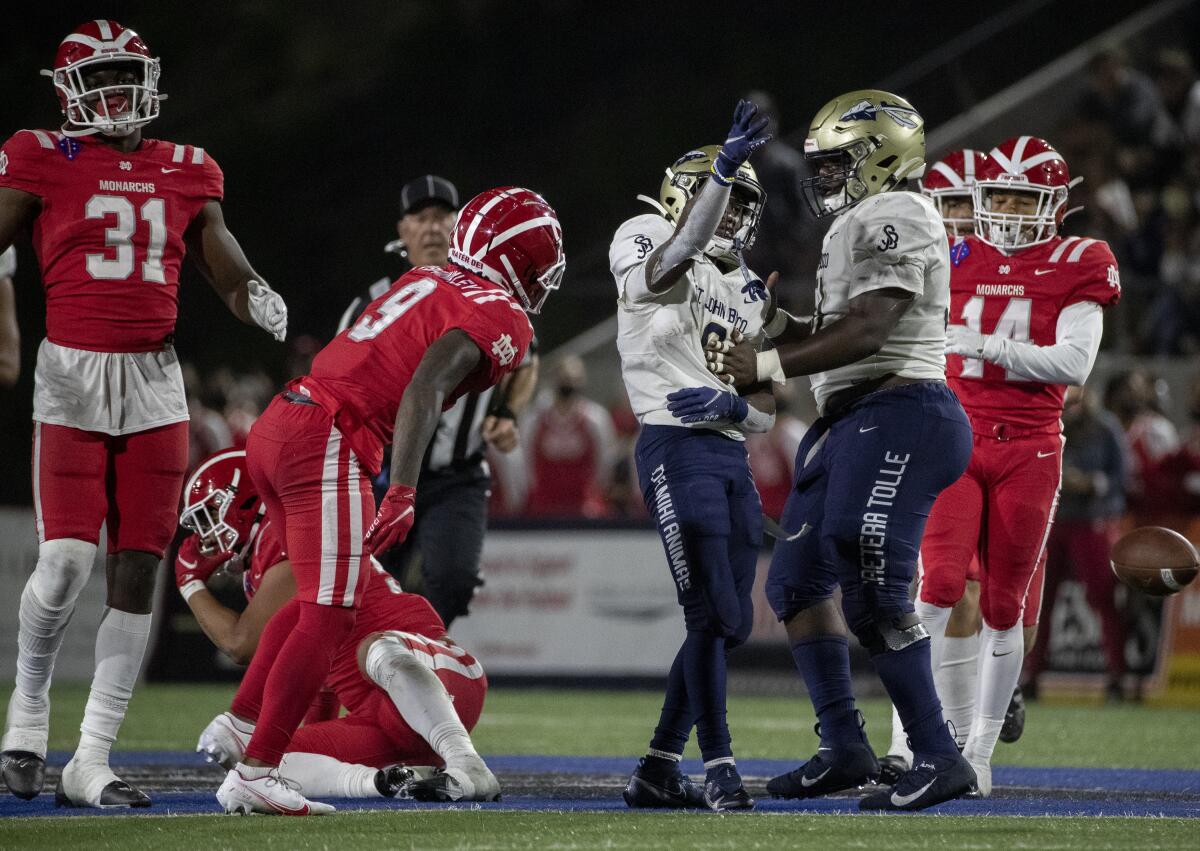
756,348,784,383
179,580,206,603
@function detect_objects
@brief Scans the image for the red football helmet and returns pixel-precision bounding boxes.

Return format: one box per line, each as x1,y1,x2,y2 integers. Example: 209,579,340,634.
448,187,565,314
42,20,162,138
973,136,1071,250
180,450,264,556
921,149,992,236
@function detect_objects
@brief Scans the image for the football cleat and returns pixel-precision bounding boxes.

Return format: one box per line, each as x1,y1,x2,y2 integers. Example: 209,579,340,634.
216,765,334,815
965,756,993,798
55,755,151,809
702,764,754,812
197,711,255,770
622,757,706,809
374,765,417,798
766,742,879,799
999,686,1026,744
408,756,501,803
55,756,151,809
876,753,910,787
859,751,976,811
1,750,46,800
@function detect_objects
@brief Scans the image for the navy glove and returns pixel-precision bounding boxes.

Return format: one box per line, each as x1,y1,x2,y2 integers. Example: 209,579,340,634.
666,386,749,424
713,99,771,184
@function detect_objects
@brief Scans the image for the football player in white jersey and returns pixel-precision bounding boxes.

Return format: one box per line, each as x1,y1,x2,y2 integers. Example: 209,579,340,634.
708,90,976,810
610,100,774,812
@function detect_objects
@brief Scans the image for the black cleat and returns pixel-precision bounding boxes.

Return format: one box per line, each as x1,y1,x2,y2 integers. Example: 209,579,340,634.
999,686,1026,744
374,765,417,798
622,757,706,809
876,753,910,787
766,742,879,799
54,777,151,808
702,764,754,812
859,751,975,811
1,750,45,800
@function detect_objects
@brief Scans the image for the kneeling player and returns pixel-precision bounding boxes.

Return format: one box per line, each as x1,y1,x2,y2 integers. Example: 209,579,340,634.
176,450,496,807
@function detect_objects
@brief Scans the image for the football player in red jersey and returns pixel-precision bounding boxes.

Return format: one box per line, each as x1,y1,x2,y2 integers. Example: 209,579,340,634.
898,137,1121,796
215,186,562,815
175,451,495,803
0,21,288,808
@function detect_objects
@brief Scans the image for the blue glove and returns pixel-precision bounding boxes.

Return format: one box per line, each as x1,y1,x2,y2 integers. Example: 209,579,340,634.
713,99,771,184
666,386,749,424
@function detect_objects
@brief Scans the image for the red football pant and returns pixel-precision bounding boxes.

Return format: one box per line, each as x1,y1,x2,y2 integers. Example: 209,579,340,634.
243,599,356,765
288,640,487,768
963,551,1045,629
1024,518,1126,680
245,397,373,607
920,432,1062,631
32,421,188,556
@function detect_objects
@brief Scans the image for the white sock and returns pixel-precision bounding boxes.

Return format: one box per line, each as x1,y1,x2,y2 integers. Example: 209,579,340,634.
964,623,1023,767
279,752,381,798
887,704,912,763
74,608,151,767
364,636,478,766
937,634,979,748
4,540,95,755
914,599,952,672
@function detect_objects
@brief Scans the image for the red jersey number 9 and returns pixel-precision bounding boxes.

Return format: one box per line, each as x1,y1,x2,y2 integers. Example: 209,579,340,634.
349,278,437,342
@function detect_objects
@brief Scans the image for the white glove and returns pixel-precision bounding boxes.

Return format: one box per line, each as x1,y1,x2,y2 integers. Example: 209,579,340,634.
945,324,993,360
247,279,288,342
197,711,255,771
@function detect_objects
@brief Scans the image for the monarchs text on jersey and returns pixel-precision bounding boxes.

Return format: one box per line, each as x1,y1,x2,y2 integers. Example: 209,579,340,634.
293,265,533,476
947,234,1120,430
0,129,222,352
609,213,768,440
808,191,950,413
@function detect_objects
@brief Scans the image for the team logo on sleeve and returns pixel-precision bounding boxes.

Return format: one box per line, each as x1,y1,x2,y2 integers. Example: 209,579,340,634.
634,234,654,259
876,224,899,251
1106,265,1120,291
491,333,517,366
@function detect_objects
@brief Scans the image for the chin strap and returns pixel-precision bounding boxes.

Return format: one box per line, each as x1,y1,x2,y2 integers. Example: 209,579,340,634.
636,194,668,217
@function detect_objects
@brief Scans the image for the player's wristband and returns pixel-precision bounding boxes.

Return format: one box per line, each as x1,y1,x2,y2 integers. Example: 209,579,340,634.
179,580,206,603
763,309,792,339
756,348,785,383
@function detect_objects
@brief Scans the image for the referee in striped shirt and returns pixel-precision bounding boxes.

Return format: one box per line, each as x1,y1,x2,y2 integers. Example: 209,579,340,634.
338,175,539,626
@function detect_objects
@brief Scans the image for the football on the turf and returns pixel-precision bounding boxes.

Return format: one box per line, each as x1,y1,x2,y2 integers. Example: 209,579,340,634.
1110,526,1200,596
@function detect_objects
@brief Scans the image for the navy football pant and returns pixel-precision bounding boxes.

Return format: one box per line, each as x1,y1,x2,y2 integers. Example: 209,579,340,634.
766,382,972,644
636,425,761,764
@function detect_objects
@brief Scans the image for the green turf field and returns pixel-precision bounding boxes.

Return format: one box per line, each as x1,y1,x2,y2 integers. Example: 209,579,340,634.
6,683,1199,849
27,683,1200,769
3,811,1198,851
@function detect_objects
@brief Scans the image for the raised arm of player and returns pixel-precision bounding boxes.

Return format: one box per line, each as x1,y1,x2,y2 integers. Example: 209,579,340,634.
177,541,297,665
708,289,915,387
638,100,771,297
946,301,1103,386
364,330,484,555
185,201,288,341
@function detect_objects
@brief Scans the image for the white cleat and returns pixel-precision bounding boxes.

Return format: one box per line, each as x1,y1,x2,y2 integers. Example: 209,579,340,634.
965,758,992,798
217,765,335,815
409,755,501,802
197,712,255,770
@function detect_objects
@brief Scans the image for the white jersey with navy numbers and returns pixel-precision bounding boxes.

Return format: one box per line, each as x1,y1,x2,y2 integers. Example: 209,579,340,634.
808,191,950,414
610,213,768,441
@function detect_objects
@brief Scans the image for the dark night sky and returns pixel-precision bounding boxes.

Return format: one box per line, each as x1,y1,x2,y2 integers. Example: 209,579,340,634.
0,0,1183,502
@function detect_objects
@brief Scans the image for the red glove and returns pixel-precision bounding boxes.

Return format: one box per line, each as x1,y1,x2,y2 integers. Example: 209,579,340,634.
364,484,416,556
175,535,234,602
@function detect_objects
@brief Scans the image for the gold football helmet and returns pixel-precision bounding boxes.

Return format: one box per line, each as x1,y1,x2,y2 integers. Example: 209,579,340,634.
800,90,926,217
639,144,766,260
